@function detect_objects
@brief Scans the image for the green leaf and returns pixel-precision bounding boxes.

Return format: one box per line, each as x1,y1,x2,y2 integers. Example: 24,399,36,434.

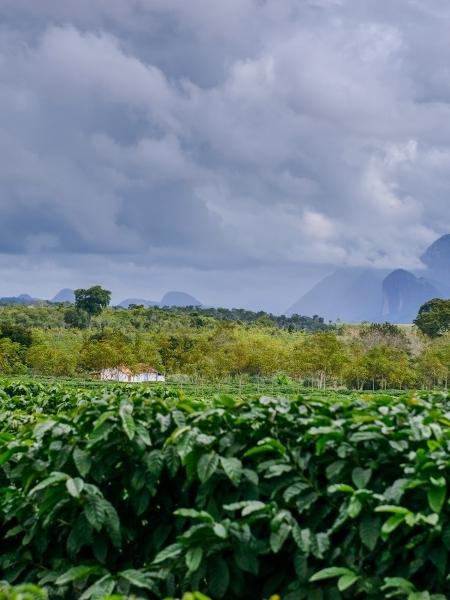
223,500,267,517
375,505,411,515
34,420,56,441
328,484,354,494
135,423,152,446
213,523,228,539
66,477,84,499
79,574,115,600
283,482,310,502
119,569,158,592
164,446,180,477
208,558,229,598
381,513,406,536
352,467,372,489
310,567,356,582
244,438,286,458
146,449,164,477
359,514,380,551
84,494,105,531
242,501,266,516
220,456,242,486
293,551,308,581
152,543,183,565
293,527,312,554
73,448,92,477
103,501,121,549
270,522,291,553
381,577,415,592
55,565,104,585
67,513,93,555
186,547,203,573
197,452,219,483
338,573,360,591
428,484,446,513
347,496,362,519
28,472,69,495
119,403,136,440
174,508,214,522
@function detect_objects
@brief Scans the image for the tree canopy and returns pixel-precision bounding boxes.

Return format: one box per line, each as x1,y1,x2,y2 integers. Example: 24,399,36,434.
414,298,450,337
74,286,111,318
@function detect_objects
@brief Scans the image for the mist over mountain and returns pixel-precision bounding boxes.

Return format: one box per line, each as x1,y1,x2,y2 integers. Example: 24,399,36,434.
287,235,450,323
422,234,450,275
287,268,388,322
381,270,439,324
4,235,449,322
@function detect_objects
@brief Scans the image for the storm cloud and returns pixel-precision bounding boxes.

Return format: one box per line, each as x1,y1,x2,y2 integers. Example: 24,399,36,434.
1,0,450,310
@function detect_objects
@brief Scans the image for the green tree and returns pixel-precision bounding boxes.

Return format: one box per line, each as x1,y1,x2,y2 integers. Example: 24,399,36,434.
79,331,136,372
26,331,81,376
290,332,347,388
342,342,369,390
74,286,111,319
64,306,90,329
363,346,414,390
0,338,26,374
0,323,33,347
416,347,448,388
414,298,450,337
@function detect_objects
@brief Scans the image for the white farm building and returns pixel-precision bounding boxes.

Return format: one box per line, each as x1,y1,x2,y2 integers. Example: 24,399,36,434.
99,366,165,383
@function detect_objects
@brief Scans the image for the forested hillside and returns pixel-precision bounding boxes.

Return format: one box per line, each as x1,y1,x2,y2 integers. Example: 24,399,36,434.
0,302,449,389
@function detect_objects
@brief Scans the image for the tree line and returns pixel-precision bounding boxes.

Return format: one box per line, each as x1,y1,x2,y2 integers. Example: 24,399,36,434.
1,287,450,389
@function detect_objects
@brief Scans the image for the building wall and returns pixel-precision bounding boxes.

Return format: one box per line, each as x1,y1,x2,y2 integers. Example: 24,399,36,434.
100,368,165,383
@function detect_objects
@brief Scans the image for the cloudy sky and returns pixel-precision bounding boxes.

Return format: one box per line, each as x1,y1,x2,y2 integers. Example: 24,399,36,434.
1,0,450,311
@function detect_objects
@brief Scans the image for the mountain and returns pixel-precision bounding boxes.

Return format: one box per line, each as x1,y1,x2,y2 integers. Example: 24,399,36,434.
286,268,388,322
119,291,202,309
381,269,439,323
422,234,450,275
0,294,36,306
159,291,202,307
420,234,450,296
287,234,450,323
51,289,75,303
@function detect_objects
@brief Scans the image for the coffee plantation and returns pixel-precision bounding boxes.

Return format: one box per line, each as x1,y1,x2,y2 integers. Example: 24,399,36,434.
0,379,450,599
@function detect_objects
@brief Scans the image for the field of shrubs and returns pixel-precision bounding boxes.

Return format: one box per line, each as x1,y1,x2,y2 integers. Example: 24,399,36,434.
1,379,450,599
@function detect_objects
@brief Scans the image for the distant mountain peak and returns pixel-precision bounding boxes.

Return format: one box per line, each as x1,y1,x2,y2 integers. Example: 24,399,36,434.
119,291,202,309
381,269,439,323
422,234,450,272
51,289,75,303
119,298,158,308
285,233,450,324
0,294,36,305
160,291,202,307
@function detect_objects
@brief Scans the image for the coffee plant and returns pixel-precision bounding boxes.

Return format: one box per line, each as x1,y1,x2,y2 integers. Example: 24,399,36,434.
1,379,450,599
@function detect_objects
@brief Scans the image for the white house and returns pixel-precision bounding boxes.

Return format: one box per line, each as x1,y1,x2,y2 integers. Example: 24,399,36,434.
99,366,165,383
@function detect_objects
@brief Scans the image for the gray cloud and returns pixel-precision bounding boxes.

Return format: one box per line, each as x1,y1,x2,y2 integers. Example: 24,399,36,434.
1,1,450,308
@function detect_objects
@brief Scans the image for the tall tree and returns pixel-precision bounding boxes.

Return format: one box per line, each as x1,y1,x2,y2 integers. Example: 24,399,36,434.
74,286,111,319
414,298,450,337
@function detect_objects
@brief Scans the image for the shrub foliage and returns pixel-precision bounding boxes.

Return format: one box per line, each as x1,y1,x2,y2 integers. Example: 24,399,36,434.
0,381,450,599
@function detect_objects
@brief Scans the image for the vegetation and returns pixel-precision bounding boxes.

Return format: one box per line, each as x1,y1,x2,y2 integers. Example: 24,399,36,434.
0,292,449,390
1,380,450,598
0,301,449,389
414,299,450,338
